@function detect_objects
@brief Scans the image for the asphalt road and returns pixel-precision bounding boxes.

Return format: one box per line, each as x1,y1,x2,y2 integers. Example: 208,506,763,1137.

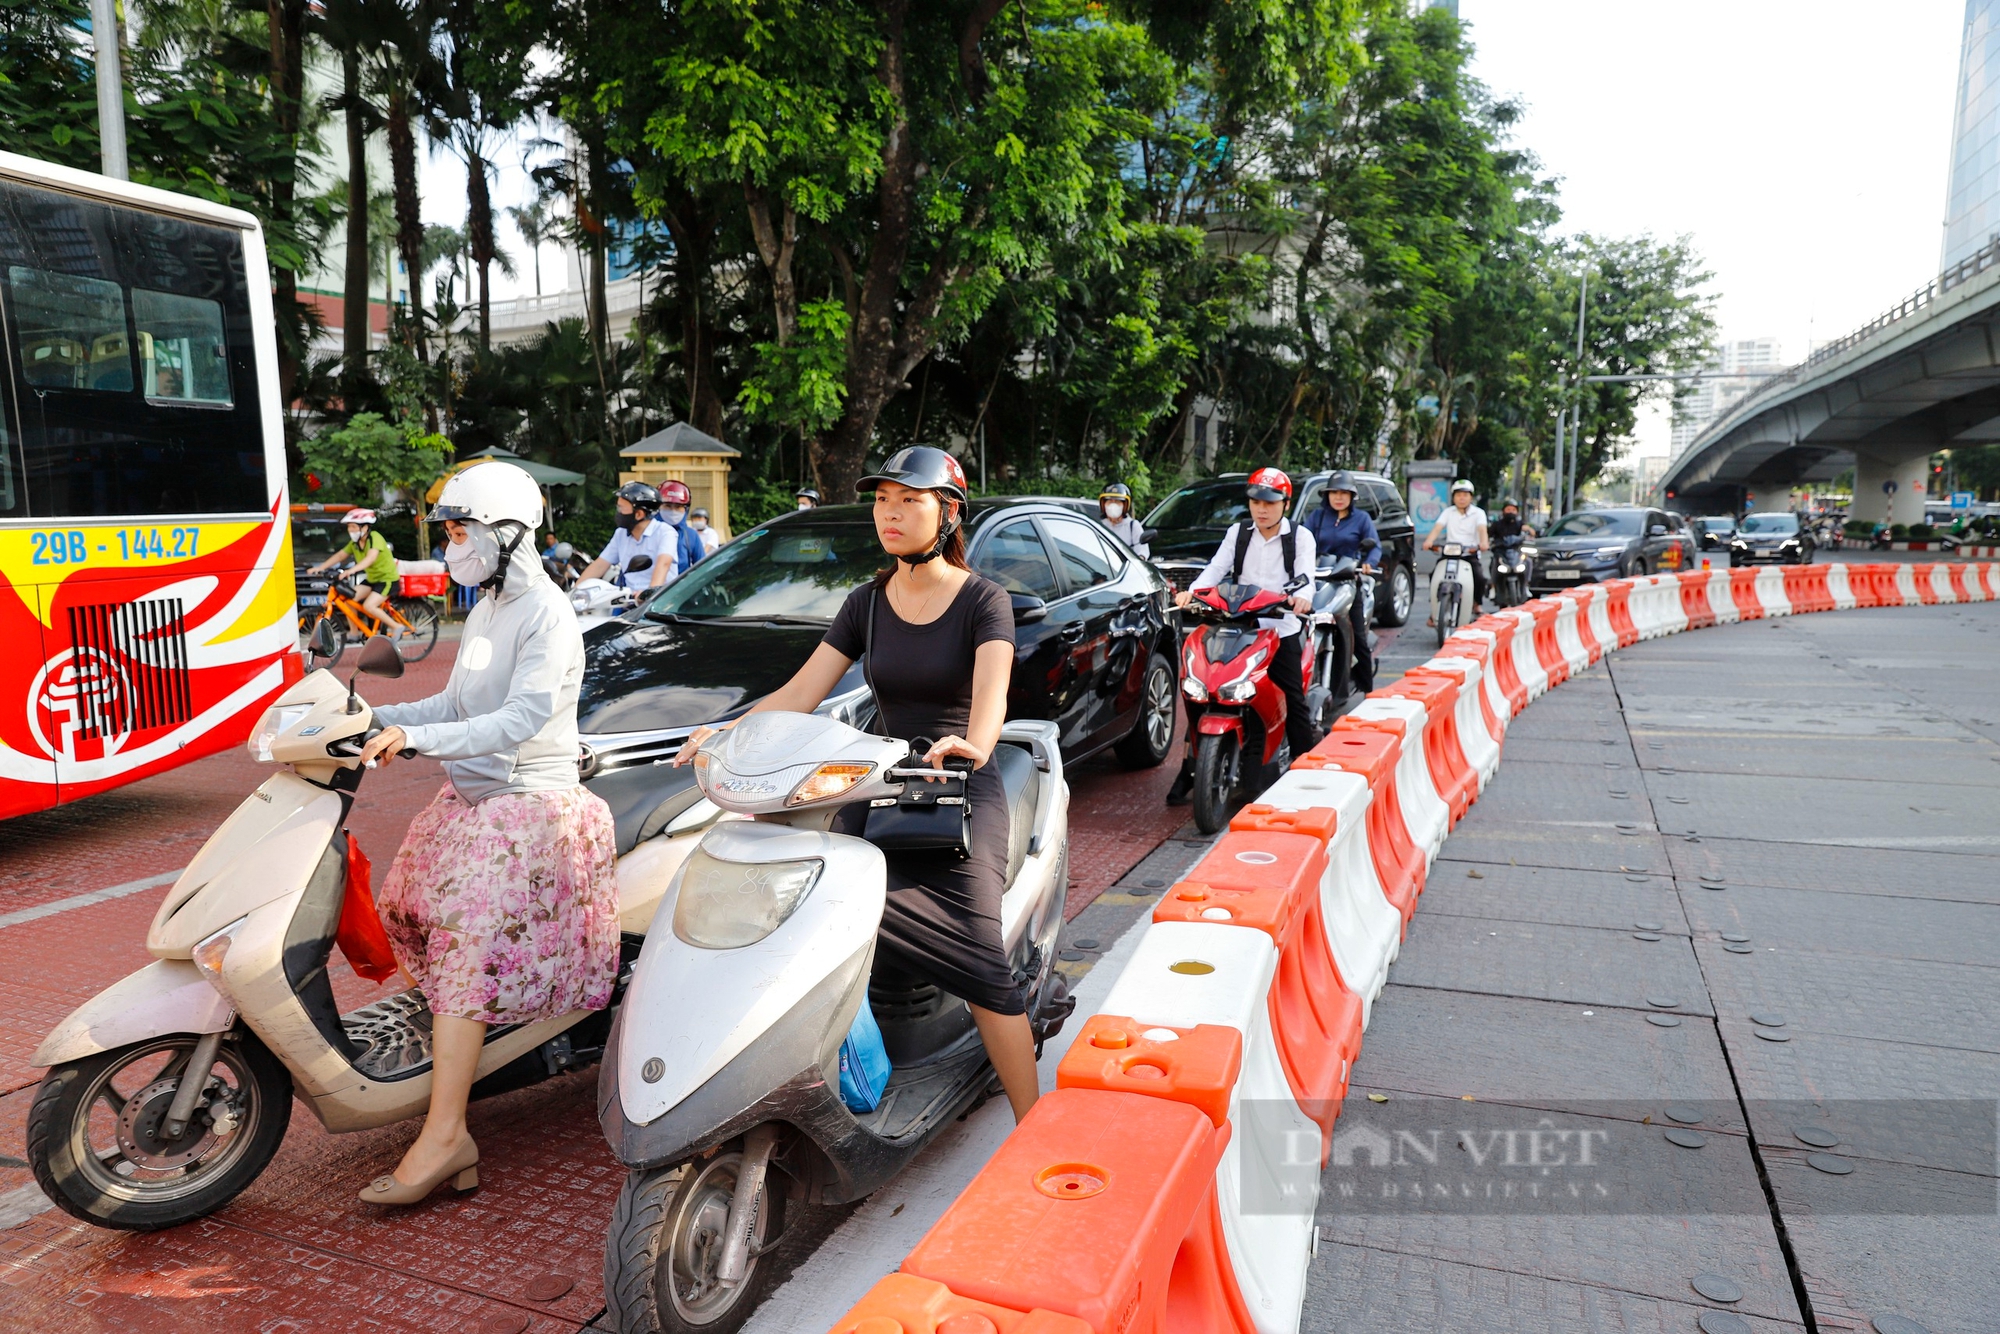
1306,596,2000,1333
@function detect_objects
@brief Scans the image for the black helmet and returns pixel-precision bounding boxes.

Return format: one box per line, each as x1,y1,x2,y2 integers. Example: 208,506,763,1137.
617,480,661,513
1099,483,1133,503
1325,470,1359,499
855,445,969,504
795,487,821,504
1501,497,1520,509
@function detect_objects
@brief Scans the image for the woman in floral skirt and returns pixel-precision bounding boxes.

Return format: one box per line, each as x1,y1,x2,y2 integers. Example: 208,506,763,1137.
354,461,617,1206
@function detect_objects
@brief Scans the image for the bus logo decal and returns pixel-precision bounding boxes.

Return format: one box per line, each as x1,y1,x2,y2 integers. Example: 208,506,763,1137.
28,648,136,763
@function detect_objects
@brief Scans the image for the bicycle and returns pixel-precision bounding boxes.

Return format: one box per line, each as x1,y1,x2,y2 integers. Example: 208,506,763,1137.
301,573,439,670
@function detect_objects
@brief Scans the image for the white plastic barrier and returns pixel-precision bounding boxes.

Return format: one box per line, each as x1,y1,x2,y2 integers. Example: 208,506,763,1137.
1753,565,1792,617
1929,563,1958,604
1423,654,1502,789
1652,574,1690,636
1894,563,1922,605
1348,697,1450,862
1099,922,1317,1334
1257,768,1402,1004
1446,626,1516,735
1630,575,1670,639
1551,596,1591,676
1964,563,1990,603
1825,561,1857,610
1707,567,1740,624
1498,609,1549,701
1581,587,1617,661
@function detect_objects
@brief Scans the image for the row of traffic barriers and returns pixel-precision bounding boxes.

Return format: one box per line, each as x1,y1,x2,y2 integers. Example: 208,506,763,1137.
826,560,2000,1334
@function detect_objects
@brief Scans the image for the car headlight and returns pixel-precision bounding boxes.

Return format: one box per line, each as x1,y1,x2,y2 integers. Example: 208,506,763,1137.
1593,546,1626,557
1780,539,1798,547
1522,546,1540,559
192,917,248,996
1182,676,1208,702
672,848,822,949
247,705,312,762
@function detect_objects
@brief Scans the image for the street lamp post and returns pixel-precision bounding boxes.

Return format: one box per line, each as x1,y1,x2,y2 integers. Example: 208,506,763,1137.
90,0,129,180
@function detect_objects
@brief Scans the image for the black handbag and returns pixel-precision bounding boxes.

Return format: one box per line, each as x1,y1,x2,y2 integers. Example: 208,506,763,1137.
859,587,974,858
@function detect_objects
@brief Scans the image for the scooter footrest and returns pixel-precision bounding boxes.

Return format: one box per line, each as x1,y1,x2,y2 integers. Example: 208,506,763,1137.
342,990,435,1079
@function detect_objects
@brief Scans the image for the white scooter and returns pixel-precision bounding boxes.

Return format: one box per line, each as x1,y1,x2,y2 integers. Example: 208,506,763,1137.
573,554,658,633
1430,541,1479,646
25,632,721,1231
596,711,1074,1333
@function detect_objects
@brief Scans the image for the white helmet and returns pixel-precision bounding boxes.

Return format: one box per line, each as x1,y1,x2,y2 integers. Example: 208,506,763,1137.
344,508,378,526
427,460,543,528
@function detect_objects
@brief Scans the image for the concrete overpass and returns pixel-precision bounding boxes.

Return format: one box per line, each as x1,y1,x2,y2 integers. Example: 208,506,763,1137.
1660,236,2000,524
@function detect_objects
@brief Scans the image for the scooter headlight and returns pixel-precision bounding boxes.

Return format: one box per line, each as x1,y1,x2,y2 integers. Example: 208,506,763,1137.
1181,676,1208,702
672,848,823,949
192,917,248,996
1217,676,1259,703
247,705,312,762
787,762,873,806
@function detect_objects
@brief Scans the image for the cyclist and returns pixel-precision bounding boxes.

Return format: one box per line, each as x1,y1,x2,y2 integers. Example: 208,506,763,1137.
653,479,709,579
308,508,402,636
1300,470,1379,694
579,482,676,591
1167,467,1318,802
1097,483,1149,556
1423,479,1488,623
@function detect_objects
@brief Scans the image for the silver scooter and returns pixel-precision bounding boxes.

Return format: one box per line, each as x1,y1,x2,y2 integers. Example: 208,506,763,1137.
596,711,1073,1333
1304,554,1362,732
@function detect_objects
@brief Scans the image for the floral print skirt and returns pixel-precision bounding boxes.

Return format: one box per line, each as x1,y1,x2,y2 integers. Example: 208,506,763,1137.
377,783,620,1023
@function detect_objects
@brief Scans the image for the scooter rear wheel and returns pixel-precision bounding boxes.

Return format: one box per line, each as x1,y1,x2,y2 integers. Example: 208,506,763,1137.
1191,730,1239,836
606,1143,787,1333
26,1029,291,1231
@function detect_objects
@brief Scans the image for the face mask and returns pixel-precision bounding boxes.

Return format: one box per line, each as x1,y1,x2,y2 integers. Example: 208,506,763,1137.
661,507,686,526
1104,503,1125,520
615,509,638,531
346,527,365,542
797,500,813,511
691,518,707,531
444,521,502,587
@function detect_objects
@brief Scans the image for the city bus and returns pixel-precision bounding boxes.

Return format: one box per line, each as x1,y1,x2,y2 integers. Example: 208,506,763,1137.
0,150,299,820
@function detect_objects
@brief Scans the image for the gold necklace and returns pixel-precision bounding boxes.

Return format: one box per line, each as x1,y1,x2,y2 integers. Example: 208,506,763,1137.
896,568,951,622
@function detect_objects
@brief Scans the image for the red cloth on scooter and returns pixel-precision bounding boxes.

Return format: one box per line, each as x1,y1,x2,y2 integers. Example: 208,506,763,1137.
824,576,1026,1016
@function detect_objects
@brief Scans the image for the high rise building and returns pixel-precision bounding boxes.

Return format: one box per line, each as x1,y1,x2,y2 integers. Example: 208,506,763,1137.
1669,337,1784,454
1943,0,2000,270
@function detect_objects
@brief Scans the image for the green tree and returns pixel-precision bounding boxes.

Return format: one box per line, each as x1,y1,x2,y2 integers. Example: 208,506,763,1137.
301,411,449,508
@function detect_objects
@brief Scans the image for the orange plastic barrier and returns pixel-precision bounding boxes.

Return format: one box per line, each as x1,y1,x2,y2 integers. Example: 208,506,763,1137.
1852,563,1888,608
893,1088,1246,1334
1947,563,1972,602
1440,634,1508,743
1056,1016,1243,1128
1599,581,1636,646
1157,829,1360,1139
1728,567,1763,620
1375,673,1476,825
1781,563,1831,613
1466,616,1529,714
1524,600,1568,686
1914,562,1941,605
1677,570,1717,628
1295,725,1424,922
830,1274,1093,1334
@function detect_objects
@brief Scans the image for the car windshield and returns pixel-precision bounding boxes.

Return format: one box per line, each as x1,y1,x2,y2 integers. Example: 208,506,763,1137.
1700,516,1734,529
1738,513,1798,534
1148,482,1250,531
637,521,880,621
1545,511,1643,538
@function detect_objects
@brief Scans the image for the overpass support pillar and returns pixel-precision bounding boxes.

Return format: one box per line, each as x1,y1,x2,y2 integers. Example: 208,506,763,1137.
1854,452,1931,526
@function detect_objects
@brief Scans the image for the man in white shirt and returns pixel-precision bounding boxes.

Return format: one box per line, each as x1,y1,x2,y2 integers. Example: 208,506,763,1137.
690,507,722,557
579,482,675,591
1168,467,1319,801
1423,478,1488,622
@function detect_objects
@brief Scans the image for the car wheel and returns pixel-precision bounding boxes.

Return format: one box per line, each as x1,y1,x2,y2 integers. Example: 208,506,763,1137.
1377,563,1414,627
1115,651,1176,769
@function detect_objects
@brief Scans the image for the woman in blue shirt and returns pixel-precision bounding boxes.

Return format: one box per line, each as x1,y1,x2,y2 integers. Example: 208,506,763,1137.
1301,471,1380,692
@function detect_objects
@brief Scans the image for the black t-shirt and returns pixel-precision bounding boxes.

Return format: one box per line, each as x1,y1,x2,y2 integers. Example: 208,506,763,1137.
824,574,1015,742
1490,513,1525,542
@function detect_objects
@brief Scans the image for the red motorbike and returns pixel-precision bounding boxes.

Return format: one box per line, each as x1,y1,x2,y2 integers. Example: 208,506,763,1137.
1178,579,1314,834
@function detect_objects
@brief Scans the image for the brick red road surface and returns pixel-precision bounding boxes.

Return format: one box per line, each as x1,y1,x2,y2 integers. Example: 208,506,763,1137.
0,641,1236,1332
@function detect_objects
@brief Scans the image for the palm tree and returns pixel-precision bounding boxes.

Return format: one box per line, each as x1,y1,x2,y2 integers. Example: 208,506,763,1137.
423,223,469,305
505,196,557,297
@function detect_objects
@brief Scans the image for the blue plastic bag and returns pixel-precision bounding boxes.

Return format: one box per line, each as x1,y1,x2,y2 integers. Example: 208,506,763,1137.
837,1002,892,1113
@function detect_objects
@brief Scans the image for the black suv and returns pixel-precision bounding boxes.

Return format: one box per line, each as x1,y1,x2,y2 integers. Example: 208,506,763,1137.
573,498,1180,778
1144,471,1417,626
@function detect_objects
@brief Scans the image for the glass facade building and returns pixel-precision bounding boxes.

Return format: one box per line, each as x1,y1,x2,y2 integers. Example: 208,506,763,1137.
1944,0,2000,269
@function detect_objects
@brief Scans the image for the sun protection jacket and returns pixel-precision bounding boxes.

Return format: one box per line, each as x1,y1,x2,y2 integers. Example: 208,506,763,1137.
374,540,585,803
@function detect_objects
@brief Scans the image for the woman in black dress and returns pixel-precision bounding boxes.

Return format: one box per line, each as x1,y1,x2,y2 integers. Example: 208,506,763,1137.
674,447,1039,1121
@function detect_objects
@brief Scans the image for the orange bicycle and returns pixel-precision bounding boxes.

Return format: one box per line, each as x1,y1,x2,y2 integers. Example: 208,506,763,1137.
302,574,440,669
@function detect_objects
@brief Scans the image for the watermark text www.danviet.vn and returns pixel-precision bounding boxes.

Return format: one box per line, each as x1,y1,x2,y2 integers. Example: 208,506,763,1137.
1234,1099,1998,1216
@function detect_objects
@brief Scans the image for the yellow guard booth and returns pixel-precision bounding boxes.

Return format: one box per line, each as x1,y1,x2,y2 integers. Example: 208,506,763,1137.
619,424,740,540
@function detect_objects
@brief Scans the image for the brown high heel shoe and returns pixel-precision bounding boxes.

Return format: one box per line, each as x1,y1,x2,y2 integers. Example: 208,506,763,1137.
357,1135,479,1206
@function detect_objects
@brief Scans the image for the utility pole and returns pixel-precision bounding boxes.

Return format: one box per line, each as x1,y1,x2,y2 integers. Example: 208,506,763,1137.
90,0,129,180
1565,269,1589,515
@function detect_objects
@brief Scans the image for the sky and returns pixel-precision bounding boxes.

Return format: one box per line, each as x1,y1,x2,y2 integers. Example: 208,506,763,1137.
430,1,1973,458
1461,0,1967,455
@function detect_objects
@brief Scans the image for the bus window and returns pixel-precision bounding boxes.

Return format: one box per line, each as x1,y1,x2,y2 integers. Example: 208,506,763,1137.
10,268,130,392
134,289,231,406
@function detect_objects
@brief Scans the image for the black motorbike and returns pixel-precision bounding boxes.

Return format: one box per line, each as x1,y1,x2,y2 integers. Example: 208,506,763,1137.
1492,534,1530,608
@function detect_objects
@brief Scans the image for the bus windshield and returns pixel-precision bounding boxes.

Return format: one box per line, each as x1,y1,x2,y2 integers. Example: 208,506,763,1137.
0,178,270,518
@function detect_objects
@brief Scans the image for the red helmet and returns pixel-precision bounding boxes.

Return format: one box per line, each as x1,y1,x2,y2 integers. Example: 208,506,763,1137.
658,479,691,507
1246,467,1292,502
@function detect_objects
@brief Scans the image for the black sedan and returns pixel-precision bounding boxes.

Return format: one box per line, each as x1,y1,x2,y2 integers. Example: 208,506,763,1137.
573,499,1180,779
1728,511,1815,564
1526,506,1698,591
1144,470,1418,627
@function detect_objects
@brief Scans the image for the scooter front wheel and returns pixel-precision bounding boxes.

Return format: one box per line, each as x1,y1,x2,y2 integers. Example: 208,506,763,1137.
26,1029,291,1231
606,1144,787,1333
1191,730,1239,836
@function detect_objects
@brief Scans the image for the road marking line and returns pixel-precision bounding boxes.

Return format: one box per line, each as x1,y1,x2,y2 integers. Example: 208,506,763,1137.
0,870,184,931
0,1183,54,1229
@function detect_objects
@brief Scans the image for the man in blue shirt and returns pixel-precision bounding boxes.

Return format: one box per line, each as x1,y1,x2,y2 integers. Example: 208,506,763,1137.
1300,471,1380,692
580,482,677,590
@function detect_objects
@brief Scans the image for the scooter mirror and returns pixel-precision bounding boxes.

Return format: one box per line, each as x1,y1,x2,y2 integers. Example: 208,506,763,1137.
625,554,654,574
354,634,405,679
1141,527,1160,544
307,618,339,661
